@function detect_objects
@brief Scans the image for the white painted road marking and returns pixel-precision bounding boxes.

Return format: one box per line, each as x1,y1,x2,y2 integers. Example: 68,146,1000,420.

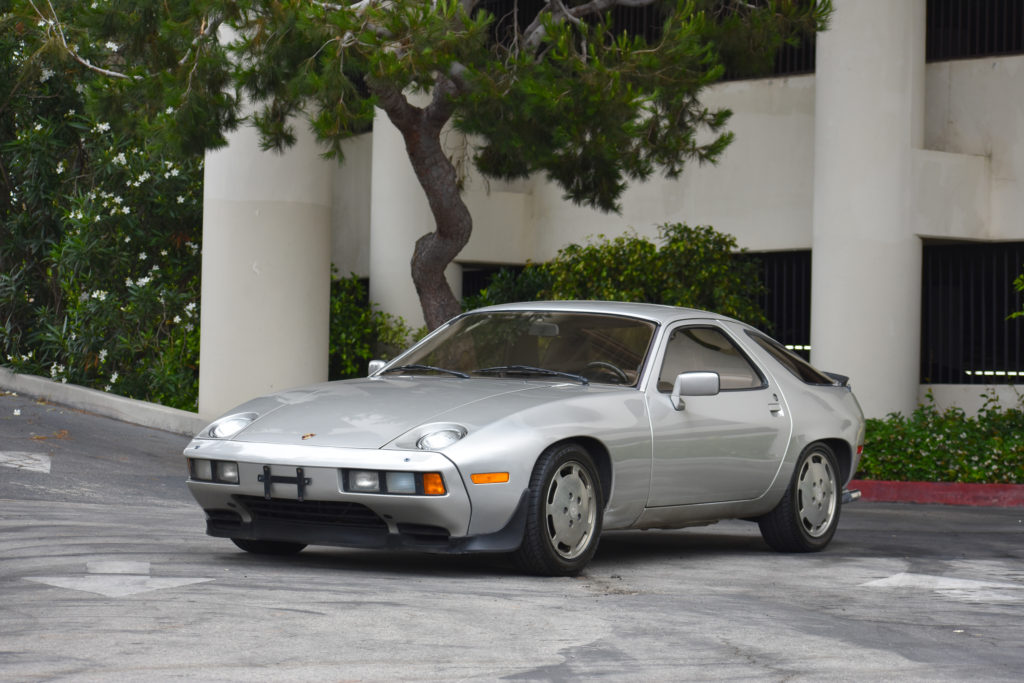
0,451,51,473
862,572,1024,602
24,560,214,598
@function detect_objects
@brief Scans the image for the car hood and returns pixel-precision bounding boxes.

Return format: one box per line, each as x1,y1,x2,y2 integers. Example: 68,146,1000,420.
230,377,598,449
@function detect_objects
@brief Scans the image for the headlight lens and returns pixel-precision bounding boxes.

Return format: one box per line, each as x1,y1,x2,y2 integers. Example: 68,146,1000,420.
206,412,257,439
416,428,465,451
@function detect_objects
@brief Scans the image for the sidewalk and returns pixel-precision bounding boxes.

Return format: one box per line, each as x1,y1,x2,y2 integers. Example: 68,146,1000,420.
0,367,206,437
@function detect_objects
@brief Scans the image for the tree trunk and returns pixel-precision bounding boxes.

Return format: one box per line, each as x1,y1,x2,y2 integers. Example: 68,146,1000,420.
373,80,472,330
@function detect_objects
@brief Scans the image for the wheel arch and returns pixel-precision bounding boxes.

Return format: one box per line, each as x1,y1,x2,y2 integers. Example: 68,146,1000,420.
548,436,613,510
818,437,855,485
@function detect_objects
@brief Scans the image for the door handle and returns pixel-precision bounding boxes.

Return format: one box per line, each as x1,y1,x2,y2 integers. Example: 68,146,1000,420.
769,393,784,416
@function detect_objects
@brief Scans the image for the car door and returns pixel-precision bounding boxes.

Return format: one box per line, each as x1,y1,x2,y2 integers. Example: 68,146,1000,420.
645,322,793,506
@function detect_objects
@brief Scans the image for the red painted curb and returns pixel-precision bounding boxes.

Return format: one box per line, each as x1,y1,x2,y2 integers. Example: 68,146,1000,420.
850,479,1024,508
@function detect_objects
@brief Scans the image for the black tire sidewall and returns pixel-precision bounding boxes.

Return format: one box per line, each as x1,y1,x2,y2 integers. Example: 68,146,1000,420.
515,443,604,576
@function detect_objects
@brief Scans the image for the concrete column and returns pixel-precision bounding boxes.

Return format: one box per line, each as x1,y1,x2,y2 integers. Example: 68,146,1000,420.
199,123,333,419
368,107,432,329
810,0,926,418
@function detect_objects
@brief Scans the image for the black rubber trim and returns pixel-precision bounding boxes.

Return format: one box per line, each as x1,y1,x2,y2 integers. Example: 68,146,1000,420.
205,489,531,555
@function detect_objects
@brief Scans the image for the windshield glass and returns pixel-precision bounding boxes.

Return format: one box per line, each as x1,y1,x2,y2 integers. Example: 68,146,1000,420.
391,311,657,386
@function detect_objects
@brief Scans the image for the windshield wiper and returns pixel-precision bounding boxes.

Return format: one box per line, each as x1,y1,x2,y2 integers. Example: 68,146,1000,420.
382,364,470,379
474,365,589,385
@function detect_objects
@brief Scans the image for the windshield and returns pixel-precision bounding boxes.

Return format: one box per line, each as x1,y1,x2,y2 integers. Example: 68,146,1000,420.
388,311,657,386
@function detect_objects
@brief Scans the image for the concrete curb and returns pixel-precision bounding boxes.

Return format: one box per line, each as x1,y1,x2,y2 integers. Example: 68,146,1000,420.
851,479,1024,508
0,367,206,437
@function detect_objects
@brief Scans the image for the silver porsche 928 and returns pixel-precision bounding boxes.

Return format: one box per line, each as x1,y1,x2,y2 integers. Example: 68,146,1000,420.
185,301,865,576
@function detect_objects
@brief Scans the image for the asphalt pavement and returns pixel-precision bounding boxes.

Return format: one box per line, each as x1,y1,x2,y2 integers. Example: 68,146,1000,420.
2,390,1023,682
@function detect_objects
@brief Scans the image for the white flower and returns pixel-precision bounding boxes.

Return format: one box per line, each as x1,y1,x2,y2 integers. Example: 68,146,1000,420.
137,171,150,183
55,161,64,174
105,41,119,52
34,123,42,131
104,385,112,392
90,290,107,301
173,315,182,324
160,250,168,256
94,121,110,133
176,195,185,204
139,251,147,260
136,276,151,287
121,206,130,215
39,68,54,83
99,349,108,362
110,372,119,384
124,235,131,243
112,152,126,166
165,106,175,114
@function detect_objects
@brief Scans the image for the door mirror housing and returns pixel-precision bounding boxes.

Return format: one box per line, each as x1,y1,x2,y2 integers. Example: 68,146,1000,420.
671,371,720,411
368,359,386,376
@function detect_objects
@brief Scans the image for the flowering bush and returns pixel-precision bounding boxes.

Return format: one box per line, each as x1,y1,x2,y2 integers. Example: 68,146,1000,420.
1,22,203,410
859,391,1024,484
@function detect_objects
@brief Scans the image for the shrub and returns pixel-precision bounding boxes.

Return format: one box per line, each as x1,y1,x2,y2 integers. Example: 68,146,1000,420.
859,391,1024,484
463,223,769,329
329,273,416,380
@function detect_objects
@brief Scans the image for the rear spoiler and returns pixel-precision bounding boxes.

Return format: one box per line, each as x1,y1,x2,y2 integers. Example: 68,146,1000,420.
825,372,850,387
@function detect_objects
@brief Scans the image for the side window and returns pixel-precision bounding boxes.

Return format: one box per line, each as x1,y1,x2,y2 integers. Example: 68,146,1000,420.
745,331,834,385
657,326,765,392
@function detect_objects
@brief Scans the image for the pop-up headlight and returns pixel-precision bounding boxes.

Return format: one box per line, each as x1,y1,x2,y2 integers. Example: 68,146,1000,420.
205,412,258,439
416,427,465,451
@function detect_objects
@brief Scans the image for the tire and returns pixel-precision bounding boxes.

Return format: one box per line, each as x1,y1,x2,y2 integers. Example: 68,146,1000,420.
513,443,604,576
231,538,307,555
758,442,841,553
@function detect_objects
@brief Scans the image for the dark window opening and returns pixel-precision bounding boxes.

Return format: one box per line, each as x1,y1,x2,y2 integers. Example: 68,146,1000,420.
927,0,1024,61
739,250,813,360
921,241,1024,384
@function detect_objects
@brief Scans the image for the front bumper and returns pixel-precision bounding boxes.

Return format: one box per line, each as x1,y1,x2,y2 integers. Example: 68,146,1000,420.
184,440,527,554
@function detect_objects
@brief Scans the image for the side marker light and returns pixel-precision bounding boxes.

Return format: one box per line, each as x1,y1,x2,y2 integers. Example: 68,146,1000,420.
471,472,509,484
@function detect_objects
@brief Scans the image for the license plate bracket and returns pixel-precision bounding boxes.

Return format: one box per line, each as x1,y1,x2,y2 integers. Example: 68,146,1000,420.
257,465,312,501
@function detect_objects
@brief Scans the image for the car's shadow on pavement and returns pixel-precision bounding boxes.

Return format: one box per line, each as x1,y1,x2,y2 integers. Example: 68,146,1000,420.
203,524,772,578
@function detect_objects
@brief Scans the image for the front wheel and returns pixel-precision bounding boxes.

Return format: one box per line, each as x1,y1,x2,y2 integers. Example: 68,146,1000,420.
513,443,604,576
231,538,307,555
758,442,841,553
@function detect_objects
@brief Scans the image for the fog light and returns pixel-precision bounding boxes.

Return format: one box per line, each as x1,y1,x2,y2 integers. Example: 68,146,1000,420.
349,470,380,492
192,458,212,481
216,461,239,484
386,471,416,494
422,472,446,496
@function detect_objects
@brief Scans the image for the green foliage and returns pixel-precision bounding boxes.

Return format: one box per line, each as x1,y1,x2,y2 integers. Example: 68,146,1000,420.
859,391,1024,484
466,224,768,328
1011,270,1024,320
328,273,416,380
1,5,203,410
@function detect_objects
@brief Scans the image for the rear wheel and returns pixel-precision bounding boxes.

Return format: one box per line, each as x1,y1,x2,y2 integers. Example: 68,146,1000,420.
758,442,841,552
513,443,604,576
231,538,307,555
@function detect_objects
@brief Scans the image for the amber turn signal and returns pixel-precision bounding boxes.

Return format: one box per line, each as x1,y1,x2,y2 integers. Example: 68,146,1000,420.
422,472,447,495
470,472,509,484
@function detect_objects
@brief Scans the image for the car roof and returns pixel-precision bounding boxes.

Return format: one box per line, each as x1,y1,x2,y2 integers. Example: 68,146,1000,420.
468,301,742,327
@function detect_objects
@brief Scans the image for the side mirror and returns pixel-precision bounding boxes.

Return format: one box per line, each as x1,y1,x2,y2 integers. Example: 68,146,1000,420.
671,371,720,411
368,359,386,376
